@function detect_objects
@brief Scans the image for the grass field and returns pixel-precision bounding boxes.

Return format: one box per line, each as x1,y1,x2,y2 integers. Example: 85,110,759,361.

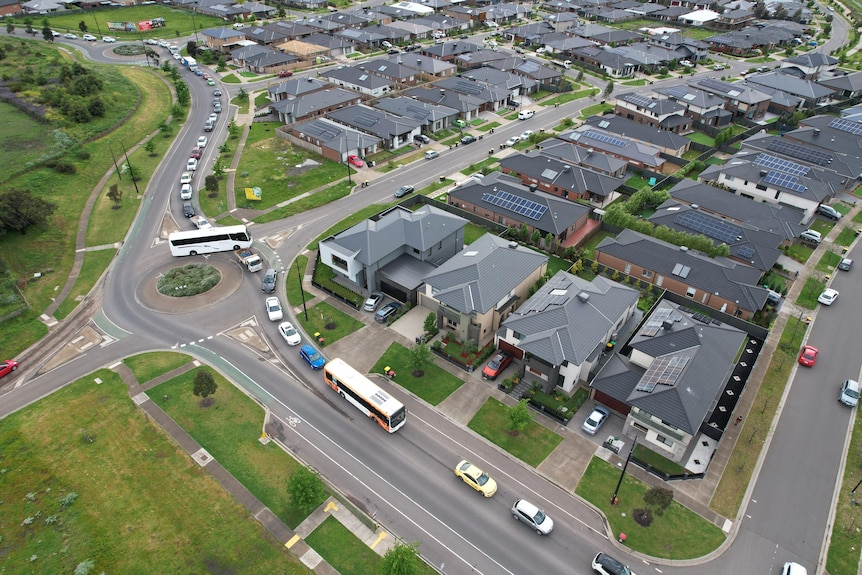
371,342,464,405
0,368,311,574
467,398,563,467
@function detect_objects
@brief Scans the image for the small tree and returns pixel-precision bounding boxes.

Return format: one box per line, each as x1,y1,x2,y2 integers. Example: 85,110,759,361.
213,157,226,178
423,312,436,335
237,87,249,102
408,343,432,377
287,466,326,513
205,174,219,197
381,541,421,575
78,21,87,34
508,399,532,436
144,139,156,156
604,80,614,98
107,184,122,209
42,25,53,42
192,369,218,406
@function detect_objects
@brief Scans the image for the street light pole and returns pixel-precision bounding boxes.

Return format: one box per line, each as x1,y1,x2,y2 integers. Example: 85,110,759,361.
611,436,637,506
119,142,141,197
346,160,352,185
295,257,308,321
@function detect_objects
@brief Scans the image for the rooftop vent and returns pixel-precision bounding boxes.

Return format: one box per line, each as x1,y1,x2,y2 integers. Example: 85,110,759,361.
577,291,590,303
691,204,699,209
680,246,689,252
662,320,673,330
508,241,518,249
813,128,821,135
529,183,538,192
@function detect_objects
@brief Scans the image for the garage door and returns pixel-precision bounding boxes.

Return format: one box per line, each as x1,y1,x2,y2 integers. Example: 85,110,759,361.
380,281,407,304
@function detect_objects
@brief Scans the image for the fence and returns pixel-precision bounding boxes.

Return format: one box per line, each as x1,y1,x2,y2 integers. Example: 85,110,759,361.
630,456,705,481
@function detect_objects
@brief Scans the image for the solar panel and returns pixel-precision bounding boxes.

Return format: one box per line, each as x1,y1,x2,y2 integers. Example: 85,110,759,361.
641,307,672,337
674,211,742,245
354,111,378,126
666,86,691,100
754,153,809,176
828,117,862,135
764,170,807,193
672,263,691,278
635,355,690,392
625,93,655,108
766,139,832,166
482,191,548,221
584,130,626,147
738,245,755,259
698,78,730,93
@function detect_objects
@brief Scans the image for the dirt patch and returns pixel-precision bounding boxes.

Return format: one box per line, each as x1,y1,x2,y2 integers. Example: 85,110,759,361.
286,158,321,177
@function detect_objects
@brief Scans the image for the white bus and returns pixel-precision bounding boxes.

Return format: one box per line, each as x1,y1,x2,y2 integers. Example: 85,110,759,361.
168,225,252,256
323,358,407,433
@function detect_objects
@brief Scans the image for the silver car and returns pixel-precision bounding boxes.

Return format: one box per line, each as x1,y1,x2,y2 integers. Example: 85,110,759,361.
511,499,554,535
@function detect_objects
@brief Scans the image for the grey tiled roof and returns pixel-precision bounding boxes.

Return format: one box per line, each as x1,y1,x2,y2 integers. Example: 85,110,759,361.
498,153,623,199
538,140,629,175
584,114,690,152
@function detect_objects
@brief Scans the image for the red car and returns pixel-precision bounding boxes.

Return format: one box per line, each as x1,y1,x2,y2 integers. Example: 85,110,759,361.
190,147,202,159
482,351,513,380
0,359,19,379
278,70,293,77
798,345,818,367
202,73,210,80
347,155,364,168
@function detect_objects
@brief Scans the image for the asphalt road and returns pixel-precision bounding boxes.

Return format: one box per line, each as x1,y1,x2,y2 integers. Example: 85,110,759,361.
1,11,857,574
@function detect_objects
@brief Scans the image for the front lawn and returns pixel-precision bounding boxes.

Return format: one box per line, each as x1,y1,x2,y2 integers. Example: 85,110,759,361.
467,398,563,467
371,343,464,405
295,300,365,348
797,276,827,310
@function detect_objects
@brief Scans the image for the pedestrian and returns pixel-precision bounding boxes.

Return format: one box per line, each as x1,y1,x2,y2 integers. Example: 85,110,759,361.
735,415,742,426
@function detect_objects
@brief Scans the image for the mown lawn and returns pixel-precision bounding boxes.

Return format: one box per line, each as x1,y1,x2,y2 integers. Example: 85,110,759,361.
124,351,193,383
295,300,365,349
371,342,464,405
467,398,562,467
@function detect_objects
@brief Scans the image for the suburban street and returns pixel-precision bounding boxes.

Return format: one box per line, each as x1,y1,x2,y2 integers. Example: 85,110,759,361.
0,6,857,573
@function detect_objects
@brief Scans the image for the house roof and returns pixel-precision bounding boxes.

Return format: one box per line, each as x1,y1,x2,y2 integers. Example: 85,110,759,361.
501,270,639,366
584,114,690,152
538,140,629,175
819,71,862,93
498,152,623,199
326,104,423,139
423,234,548,315
321,66,394,90
562,126,664,168
373,96,459,124
783,51,839,68
271,88,360,120
592,299,746,434
744,71,836,100
654,84,732,111
595,228,770,313
616,92,687,117
791,114,862,156
288,117,379,153
739,131,862,182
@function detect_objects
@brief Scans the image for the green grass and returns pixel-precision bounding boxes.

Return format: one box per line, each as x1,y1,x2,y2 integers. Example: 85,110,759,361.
0,100,54,177
254,181,354,224
286,254,315,308
576,458,726,559
687,132,716,146
809,219,836,236
797,276,827,309
371,343,464,405
0,368,311,574
580,103,613,117
151,366,311,528
124,351,192,383
305,516,382,575
834,227,859,247
632,443,689,475
783,243,816,263
816,251,843,273
295,301,364,348
825,405,862,575
463,223,488,245
582,231,615,259
467,398,563,467
460,157,498,175
53,248,118,320
547,254,574,276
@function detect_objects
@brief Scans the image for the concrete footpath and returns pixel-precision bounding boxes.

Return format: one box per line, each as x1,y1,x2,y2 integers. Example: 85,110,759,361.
113,362,393,574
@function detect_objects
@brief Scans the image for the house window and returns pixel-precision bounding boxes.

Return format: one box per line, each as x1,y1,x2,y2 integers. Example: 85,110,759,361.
656,434,673,447
726,175,734,181
624,263,631,275
632,422,648,433
642,270,652,278
330,254,348,271
756,184,767,191
656,275,663,286
686,287,696,298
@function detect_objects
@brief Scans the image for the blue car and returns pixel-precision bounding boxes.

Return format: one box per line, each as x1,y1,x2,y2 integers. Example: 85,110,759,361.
299,344,326,370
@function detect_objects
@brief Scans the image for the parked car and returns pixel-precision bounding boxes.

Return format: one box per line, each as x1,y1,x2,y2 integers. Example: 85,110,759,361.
460,135,477,145
197,136,208,148
207,78,215,86
0,360,19,379
186,158,198,171
511,499,554,535
453,119,468,129
798,345,818,367
712,63,725,71
265,297,283,322
394,185,415,198
505,136,520,147
799,229,821,244
518,110,534,120
481,351,512,380
454,460,498,497
782,562,807,575
180,184,192,200
208,113,218,124
839,379,860,407
414,134,431,144
679,59,693,67
519,130,534,141
582,406,610,435
348,155,365,168
818,288,839,306
213,103,221,113
592,552,635,575
277,70,293,77
193,217,213,230
838,258,853,271
299,344,326,369
102,36,116,43
194,68,203,76
190,147,201,159
213,89,222,97
375,301,402,323
145,38,158,45
363,292,384,312
278,322,302,346
261,268,277,293
817,204,841,220
181,202,195,218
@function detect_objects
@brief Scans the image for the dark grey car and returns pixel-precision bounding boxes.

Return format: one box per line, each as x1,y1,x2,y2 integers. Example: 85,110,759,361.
261,268,277,293
182,202,195,218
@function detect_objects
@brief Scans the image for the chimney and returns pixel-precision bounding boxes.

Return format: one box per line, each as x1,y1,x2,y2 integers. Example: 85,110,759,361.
760,170,768,177
662,320,673,330
577,291,590,303
680,246,689,252
813,128,821,135
508,241,518,249
691,204,699,209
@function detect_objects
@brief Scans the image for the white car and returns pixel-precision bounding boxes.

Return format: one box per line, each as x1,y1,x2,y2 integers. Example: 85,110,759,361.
208,113,218,124
145,38,158,45
158,39,169,47
180,172,193,185
518,110,534,120
505,136,520,147
172,53,181,60
64,33,78,39
82,34,97,41
278,322,302,346
102,36,116,43
519,130,534,141
186,158,198,172
265,297,283,322
197,136,208,148
818,288,839,306
193,217,213,230
180,184,192,200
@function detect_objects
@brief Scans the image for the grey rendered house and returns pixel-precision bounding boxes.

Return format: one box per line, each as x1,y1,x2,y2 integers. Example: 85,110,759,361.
495,271,639,395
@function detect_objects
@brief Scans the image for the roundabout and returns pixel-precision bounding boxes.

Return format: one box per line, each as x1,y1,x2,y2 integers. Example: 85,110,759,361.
136,256,244,314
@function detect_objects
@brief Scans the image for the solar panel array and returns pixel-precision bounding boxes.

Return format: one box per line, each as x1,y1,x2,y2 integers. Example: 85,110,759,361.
764,170,807,193
675,211,742,245
482,191,548,221
641,307,673,337
698,78,730,93
584,130,626,148
635,355,690,393
666,86,691,100
754,153,809,176
766,139,832,166
625,93,656,108
523,279,572,313
354,111,379,127
672,263,691,278
828,117,862,135
737,245,755,259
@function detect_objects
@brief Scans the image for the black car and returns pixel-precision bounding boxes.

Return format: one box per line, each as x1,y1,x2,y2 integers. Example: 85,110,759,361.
394,185,415,198
461,135,477,145
182,202,195,218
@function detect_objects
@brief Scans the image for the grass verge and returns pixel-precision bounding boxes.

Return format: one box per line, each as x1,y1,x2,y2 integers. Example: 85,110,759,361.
53,248,117,320
295,301,365,348
467,398,563,467
124,351,192,383
371,342,464,405
796,276,826,310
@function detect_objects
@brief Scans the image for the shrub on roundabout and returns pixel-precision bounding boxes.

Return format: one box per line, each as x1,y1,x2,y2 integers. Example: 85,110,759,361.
157,263,221,297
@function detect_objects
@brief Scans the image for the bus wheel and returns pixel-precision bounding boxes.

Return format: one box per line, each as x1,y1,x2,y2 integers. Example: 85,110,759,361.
233,245,240,250
190,250,198,256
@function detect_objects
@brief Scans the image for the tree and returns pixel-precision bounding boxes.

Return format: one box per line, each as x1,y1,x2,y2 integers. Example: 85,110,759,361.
381,541,421,575
408,343,432,377
213,156,226,178
205,174,219,197
42,25,53,42
508,399,532,435
0,189,58,235
6,18,14,34
144,139,156,156
237,87,249,102
604,80,614,98
192,369,218,405
107,183,123,208
78,20,87,34
423,312,436,335
228,120,240,139
287,467,326,513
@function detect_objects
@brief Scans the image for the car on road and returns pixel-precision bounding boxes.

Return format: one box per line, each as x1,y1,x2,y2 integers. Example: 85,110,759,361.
186,158,198,171
193,217,212,230
265,297,283,322
817,204,841,220
818,288,839,306
261,268,277,293
348,155,364,168
299,344,326,369
375,301,402,323
453,119,468,129
592,552,635,575
481,351,512,380
194,68,203,76
180,172,193,185
64,33,78,39
511,499,554,535
782,562,807,575
180,184,192,200
582,406,610,435
424,150,439,160
83,33,97,41
840,379,860,407
838,258,853,271
394,185,415,198
102,36,116,43
712,63,725,71
798,345,818,367
208,113,218,124
181,201,195,218
213,89,222,97
505,136,520,147
278,322,302,346
518,110,534,120
0,360,19,379
207,78,216,86
363,292,384,312
145,38,158,45
278,70,293,77
190,147,201,159
520,130,534,141
172,53,181,60
158,39,169,47
197,136,208,148
454,460,498,497
460,135,477,145
213,103,222,113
